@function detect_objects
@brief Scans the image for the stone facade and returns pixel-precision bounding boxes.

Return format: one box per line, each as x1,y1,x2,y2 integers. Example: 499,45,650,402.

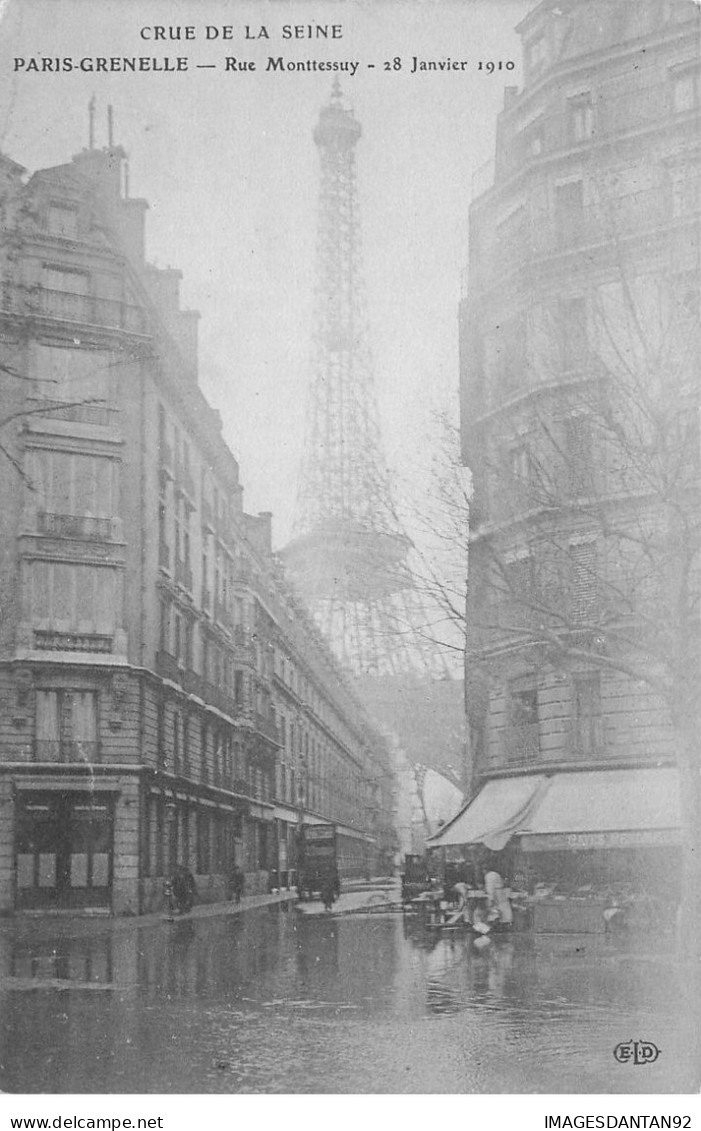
458,0,699,878
0,141,395,915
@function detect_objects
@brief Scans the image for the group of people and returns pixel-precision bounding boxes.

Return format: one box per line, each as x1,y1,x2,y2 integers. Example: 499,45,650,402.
164,861,246,916
450,863,514,931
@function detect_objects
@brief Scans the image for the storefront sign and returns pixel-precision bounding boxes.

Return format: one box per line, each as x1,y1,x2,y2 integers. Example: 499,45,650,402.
520,828,680,852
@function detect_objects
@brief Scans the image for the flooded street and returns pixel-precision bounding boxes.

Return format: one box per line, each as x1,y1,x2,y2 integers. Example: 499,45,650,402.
0,903,696,1094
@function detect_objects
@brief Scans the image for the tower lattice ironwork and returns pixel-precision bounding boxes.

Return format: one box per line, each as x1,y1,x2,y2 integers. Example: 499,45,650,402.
282,84,442,678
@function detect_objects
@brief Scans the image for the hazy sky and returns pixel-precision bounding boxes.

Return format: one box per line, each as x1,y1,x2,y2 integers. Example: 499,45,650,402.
0,0,530,547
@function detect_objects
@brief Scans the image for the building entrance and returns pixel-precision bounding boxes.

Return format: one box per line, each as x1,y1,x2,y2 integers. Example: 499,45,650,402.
15,791,114,910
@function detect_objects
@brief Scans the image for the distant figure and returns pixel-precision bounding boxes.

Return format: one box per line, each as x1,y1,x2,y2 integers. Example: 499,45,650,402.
484,867,513,927
320,874,336,912
453,881,471,923
171,864,196,915
231,864,245,905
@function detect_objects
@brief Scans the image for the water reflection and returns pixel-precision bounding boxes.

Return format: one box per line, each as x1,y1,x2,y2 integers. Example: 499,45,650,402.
0,906,695,1094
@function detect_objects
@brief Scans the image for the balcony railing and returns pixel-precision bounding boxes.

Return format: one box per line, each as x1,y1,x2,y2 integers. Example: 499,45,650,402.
33,739,101,763
37,511,113,541
482,80,699,196
1,284,149,334
482,187,674,284
26,396,115,427
34,631,113,653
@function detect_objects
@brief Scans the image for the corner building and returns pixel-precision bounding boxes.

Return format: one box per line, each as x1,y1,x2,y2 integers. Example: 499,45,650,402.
439,0,700,894
0,142,395,915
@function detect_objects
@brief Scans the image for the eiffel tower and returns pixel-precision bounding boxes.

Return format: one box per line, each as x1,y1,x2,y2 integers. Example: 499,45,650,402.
281,83,444,680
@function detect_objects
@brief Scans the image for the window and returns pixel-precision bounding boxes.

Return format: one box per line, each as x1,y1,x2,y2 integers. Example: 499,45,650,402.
672,66,700,113
35,690,98,762
670,162,701,218
197,810,211,873
524,122,545,159
572,672,602,756
569,539,598,621
509,443,534,497
30,562,117,638
48,203,79,240
561,297,588,370
33,345,115,424
568,94,595,143
564,415,593,496
526,34,547,78
28,450,116,525
43,264,89,296
555,181,584,247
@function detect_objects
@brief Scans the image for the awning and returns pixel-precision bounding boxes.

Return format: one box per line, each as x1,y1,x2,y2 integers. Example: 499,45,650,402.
518,766,681,852
426,766,681,853
426,775,550,851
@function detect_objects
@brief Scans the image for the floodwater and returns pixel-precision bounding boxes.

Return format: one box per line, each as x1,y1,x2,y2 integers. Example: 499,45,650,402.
0,903,697,1094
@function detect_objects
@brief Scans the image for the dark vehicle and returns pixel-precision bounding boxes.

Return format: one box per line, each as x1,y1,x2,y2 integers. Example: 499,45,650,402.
401,854,431,904
298,824,339,903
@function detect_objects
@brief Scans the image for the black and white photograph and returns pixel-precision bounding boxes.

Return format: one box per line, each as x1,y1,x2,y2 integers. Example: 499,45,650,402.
0,0,699,1106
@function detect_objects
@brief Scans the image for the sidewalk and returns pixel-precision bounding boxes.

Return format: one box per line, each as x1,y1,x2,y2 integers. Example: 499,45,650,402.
0,888,295,945
0,878,403,945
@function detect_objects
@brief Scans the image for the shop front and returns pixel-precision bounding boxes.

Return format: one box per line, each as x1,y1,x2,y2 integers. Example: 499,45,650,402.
426,765,682,930
15,789,114,911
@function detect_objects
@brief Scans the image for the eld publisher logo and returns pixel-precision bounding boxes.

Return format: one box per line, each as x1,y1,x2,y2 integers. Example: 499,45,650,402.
613,1040,661,1065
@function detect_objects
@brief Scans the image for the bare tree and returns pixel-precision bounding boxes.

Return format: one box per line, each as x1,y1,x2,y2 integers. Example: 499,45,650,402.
417,252,700,955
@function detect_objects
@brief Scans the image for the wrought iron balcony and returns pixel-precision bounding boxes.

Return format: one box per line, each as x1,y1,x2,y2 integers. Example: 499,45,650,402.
37,511,113,541
1,283,149,334
33,739,101,763
34,630,113,653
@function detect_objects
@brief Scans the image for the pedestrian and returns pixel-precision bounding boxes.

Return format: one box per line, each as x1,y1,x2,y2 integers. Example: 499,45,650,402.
231,864,245,905
320,874,336,912
484,863,513,927
453,880,471,924
171,863,196,915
